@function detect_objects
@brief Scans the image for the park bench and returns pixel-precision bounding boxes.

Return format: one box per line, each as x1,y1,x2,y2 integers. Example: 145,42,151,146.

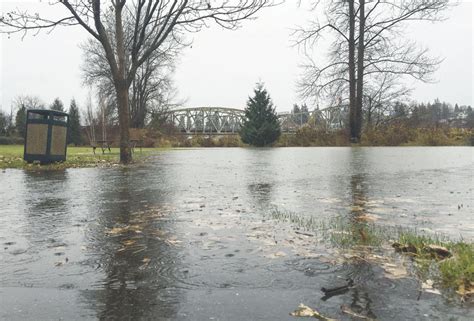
130,139,143,153
91,140,112,154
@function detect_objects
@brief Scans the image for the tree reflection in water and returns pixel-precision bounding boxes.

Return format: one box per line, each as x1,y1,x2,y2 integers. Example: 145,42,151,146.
342,149,378,319
80,168,183,320
22,170,70,242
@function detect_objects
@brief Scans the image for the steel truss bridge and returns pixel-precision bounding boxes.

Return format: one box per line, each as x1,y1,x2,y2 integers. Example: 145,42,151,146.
163,105,348,134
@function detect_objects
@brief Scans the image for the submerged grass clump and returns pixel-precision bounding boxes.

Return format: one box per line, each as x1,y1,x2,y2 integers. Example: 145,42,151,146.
268,207,390,248
267,207,474,298
396,232,474,293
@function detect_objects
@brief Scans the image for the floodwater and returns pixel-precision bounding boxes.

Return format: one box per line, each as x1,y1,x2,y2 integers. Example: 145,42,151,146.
0,147,473,320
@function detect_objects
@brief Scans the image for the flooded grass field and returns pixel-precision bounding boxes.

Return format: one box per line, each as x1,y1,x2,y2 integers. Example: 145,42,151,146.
0,147,473,320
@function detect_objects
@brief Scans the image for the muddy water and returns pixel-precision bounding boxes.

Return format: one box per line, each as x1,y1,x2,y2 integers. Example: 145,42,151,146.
0,147,473,320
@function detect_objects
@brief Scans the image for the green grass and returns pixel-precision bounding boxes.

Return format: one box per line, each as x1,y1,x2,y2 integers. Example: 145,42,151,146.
0,145,166,169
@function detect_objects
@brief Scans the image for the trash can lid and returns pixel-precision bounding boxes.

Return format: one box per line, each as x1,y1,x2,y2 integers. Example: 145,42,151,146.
27,109,69,117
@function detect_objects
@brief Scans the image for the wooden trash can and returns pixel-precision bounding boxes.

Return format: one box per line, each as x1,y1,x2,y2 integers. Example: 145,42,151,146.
24,109,69,164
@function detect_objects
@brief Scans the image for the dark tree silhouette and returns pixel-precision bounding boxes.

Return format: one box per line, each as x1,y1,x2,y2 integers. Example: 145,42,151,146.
15,105,27,138
67,99,82,146
50,98,65,112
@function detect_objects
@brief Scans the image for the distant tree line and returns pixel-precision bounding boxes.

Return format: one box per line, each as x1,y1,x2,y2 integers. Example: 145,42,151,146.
380,99,473,128
286,98,473,130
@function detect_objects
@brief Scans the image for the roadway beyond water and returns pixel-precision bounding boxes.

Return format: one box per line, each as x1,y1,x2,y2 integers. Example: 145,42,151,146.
0,147,473,320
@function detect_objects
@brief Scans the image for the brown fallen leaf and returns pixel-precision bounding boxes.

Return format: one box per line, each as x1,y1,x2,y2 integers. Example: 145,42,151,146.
290,304,338,321
421,279,441,295
350,205,365,213
107,225,143,236
265,251,287,259
382,262,408,279
457,283,474,298
392,242,417,254
122,239,136,246
165,239,182,246
354,214,379,222
424,244,451,259
340,305,374,320
107,226,129,235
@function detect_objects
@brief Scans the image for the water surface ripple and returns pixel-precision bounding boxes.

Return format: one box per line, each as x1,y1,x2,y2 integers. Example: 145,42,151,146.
0,147,473,320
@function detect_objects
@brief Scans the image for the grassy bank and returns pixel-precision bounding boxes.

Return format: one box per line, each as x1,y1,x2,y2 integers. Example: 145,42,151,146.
275,126,473,147
136,126,473,148
0,145,164,170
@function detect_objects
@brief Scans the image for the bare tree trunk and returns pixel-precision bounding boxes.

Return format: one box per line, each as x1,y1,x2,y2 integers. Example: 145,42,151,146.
367,96,372,128
355,0,365,142
115,3,132,164
116,83,131,163
348,0,357,142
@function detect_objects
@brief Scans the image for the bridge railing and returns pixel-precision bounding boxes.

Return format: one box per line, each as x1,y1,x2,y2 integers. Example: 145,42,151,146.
162,107,245,134
161,105,348,134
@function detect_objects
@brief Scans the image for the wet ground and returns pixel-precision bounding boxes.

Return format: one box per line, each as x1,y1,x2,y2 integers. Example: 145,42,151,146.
0,147,473,320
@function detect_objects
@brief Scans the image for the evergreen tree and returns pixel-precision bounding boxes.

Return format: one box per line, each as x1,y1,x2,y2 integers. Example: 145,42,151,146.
292,104,301,124
50,98,65,112
240,83,280,147
15,104,27,137
466,106,474,128
300,103,310,124
0,110,8,135
454,103,460,114
441,103,451,120
67,99,82,146
292,104,301,114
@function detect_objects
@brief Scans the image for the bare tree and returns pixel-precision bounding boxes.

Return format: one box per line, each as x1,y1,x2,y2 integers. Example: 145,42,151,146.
1,0,272,163
12,95,45,111
81,11,183,129
83,92,97,145
11,95,46,137
295,0,450,142
0,110,9,135
363,73,412,127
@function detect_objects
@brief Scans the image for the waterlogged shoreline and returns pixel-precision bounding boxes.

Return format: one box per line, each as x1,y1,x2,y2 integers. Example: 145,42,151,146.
0,145,166,170
1,147,473,320
1,144,473,170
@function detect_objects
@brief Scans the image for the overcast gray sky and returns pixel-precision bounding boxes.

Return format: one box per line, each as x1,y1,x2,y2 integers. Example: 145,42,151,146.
1,1,472,115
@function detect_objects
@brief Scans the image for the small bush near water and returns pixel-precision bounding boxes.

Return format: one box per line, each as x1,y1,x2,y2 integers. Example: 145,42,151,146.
272,125,472,147
275,128,350,147
0,136,24,145
171,135,243,148
361,126,472,146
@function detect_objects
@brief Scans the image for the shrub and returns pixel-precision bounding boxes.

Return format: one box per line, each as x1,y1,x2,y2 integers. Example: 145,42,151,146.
0,136,24,145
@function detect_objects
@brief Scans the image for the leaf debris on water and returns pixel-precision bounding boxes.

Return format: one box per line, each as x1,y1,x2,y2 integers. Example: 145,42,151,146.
122,239,136,246
382,262,408,279
341,305,374,320
421,279,441,295
290,304,338,321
